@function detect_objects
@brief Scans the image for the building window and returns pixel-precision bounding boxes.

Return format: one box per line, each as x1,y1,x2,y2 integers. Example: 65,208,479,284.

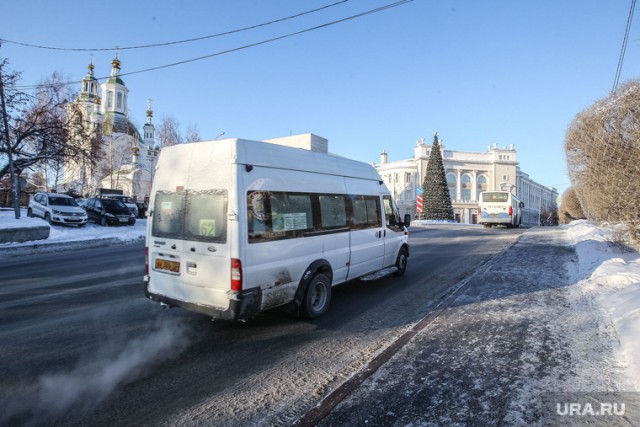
477,175,488,192
461,174,472,201
117,92,123,109
405,172,411,184
447,173,456,201
107,90,113,109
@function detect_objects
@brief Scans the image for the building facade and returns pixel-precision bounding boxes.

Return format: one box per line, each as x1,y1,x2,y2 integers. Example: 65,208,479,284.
375,137,558,225
63,56,159,201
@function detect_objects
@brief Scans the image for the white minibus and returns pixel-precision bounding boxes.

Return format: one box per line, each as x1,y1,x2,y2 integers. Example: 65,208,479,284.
478,191,524,228
144,138,410,321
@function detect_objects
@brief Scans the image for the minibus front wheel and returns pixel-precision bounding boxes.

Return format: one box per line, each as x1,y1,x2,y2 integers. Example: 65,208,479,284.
394,247,408,277
300,273,332,319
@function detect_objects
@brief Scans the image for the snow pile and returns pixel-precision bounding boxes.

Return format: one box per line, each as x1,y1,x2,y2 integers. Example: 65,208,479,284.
563,219,640,389
0,208,146,248
0,213,47,231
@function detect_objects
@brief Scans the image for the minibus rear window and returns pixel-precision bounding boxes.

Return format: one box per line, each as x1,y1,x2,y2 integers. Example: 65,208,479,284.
152,191,184,239
185,191,228,243
152,190,228,243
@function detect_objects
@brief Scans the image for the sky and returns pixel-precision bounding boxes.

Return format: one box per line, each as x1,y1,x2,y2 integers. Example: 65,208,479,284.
1,0,638,196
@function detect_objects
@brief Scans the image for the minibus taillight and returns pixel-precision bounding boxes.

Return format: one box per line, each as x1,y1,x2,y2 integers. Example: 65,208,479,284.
145,247,149,274
231,258,242,291
508,206,513,216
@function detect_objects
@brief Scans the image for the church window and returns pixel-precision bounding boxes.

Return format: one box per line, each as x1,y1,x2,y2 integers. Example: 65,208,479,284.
107,90,113,108
117,92,123,109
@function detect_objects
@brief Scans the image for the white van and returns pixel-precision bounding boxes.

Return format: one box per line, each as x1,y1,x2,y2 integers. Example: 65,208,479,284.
143,138,410,321
478,191,524,228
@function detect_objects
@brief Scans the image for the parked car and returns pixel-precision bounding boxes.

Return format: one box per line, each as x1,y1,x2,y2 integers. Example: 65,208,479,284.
135,202,148,218
99,193,138,217
27,192,88,227
84,197,136,226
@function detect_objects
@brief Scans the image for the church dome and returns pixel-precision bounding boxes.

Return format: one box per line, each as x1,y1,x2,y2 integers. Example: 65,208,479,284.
101,111,142,141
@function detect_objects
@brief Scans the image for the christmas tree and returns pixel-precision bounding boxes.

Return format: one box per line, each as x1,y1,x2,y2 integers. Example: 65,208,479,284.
420,132,454,220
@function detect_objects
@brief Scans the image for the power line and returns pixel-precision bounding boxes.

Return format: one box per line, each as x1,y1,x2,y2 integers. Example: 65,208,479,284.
612,0,636,92
0,1,349,52
15,0,414,91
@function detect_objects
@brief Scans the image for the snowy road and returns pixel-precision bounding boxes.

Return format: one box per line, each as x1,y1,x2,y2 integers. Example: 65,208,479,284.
1,224,638,425
317,227,637,426
0,225,518,426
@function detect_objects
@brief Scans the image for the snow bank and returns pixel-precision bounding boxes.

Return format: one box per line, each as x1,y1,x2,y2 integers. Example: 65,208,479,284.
0,208,146,248
562,220,640,389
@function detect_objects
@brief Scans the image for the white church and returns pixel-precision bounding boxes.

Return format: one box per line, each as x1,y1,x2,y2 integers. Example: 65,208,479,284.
63,56,159,201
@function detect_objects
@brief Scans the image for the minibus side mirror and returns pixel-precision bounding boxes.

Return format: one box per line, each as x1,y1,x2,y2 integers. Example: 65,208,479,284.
404,214,411,228
519,202,525,208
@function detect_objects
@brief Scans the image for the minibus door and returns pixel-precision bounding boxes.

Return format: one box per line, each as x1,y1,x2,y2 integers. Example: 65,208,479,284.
347,195,384,279
382,195,406,267
180,190,231,310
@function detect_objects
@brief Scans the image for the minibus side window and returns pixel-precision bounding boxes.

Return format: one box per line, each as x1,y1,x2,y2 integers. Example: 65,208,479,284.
351,195,381,229
270,193,313,234
185,190,228,243
319,195,347,228
365,196,382,227
383,195,403,230
352,197,368,228
248,191,313,243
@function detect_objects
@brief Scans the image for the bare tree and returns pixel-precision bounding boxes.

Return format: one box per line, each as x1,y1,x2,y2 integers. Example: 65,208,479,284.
559,187,585,224
158,115,182,148
0,58,101,217
184,123,201,144
565,79,640,239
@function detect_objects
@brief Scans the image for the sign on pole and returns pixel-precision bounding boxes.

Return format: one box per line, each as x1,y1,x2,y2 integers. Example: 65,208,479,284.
416,194,423,213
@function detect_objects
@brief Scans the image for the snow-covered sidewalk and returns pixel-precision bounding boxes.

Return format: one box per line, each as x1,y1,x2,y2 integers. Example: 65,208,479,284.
318,221,640,425
0,208,145,253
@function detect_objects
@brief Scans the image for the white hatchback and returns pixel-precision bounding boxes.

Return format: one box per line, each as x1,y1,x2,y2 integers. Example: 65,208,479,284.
28,192,88,227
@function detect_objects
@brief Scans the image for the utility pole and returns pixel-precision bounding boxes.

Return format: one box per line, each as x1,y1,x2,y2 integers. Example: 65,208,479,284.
0,58,20,219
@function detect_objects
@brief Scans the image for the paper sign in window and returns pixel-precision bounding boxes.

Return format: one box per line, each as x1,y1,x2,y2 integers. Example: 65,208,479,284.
283,213,307,230
161,201,173,215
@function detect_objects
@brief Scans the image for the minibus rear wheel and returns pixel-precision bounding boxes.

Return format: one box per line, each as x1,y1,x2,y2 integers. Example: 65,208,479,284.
301,273,331,319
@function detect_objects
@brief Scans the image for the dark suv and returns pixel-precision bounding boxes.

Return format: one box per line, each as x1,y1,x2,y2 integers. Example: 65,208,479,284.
84,197,136,226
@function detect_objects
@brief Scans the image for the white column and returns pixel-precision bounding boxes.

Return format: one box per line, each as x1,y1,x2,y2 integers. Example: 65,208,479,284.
472,170,478,201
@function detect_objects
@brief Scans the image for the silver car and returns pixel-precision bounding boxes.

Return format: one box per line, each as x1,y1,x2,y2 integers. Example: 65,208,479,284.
27,192,88,227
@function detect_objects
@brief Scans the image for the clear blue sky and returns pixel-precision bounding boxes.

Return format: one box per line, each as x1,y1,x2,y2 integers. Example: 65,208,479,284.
2,0,638,196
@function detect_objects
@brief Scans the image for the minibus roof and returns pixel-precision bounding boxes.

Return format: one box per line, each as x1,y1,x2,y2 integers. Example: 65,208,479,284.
164,138,382,182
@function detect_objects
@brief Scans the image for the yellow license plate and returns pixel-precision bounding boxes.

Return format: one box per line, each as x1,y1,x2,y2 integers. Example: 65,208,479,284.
155,259,180,273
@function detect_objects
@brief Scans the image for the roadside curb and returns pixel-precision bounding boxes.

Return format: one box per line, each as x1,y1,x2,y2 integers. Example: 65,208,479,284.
0,236,145,257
